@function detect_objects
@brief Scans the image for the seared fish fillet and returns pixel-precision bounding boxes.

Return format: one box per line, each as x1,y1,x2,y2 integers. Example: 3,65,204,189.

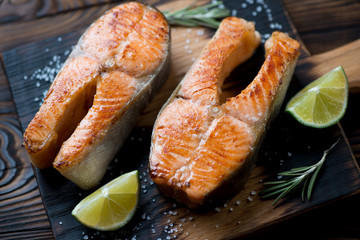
149,17,300,208
23,2,170,189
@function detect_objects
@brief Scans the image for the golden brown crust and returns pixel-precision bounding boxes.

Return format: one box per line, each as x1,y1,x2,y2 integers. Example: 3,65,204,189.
149,17,262,208
23,2,170,189
150,26,300,208
23,56,99,169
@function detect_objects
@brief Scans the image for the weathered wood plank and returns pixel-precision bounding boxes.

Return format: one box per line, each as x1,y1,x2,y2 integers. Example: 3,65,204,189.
296,39,360,93
0,115,52,238
3,1,360,239
0,0,359,239
0,3,117,52
0,0,120,23
283,0,360,54
0,54,52,239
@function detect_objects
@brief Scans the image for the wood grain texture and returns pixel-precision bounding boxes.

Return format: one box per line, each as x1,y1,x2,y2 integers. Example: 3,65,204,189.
0,115,53,239
0,0,118,23
283,0,360,55
0,49,52,239
3,0,360,239
296,39,360,93
0,3,118,52
0,0,359,239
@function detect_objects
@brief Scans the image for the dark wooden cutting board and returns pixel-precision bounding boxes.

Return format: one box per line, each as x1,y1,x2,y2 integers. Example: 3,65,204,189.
3,0,360,239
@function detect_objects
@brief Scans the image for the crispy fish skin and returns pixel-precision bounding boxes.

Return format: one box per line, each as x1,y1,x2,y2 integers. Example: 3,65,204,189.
23,2,170,189
149,18,300,208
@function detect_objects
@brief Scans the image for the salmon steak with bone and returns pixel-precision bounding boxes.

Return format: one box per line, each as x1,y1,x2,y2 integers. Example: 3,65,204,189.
149,17,300,209
23,2,171,190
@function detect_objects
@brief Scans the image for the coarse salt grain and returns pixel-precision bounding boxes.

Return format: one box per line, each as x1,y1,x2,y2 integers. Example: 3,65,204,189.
196,29,204,36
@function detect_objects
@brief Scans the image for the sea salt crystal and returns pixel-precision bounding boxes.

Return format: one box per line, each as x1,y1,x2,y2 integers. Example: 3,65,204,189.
231,9,237,16
247,196,253,202
236,200,241,205
196,29,204,36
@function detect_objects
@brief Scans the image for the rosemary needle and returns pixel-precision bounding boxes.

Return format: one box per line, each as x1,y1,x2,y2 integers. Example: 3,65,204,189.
260,138,341,206
163,1,230,29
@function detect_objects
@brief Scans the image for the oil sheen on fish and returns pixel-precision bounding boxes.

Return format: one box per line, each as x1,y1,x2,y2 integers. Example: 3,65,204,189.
149,17,300,208
23,2,170,190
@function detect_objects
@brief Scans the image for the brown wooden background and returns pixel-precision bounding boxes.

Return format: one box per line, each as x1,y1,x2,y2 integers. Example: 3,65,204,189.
0,0,359,239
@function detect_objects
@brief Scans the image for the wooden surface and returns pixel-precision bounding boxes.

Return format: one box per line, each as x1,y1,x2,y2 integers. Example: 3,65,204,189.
296,39,360,93
0,0,359,239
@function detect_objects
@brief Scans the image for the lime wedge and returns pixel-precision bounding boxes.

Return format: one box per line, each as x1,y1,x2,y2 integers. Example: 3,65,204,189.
72,170,139,231
286,66,348,128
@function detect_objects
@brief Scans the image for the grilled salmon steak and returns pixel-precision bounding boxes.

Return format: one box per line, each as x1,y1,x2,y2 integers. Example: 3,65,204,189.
149,17,300,208
23,2,170,189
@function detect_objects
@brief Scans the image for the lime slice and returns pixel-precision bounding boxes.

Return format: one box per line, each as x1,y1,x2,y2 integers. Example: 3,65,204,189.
72,170,139,231
286,66,348,128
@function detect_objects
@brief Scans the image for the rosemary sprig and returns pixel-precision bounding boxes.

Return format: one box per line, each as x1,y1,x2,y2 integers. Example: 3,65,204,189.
260,138,341,206
163,1,230,29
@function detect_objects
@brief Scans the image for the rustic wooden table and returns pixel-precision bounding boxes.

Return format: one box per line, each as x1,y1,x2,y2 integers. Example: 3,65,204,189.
0,0,359,239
